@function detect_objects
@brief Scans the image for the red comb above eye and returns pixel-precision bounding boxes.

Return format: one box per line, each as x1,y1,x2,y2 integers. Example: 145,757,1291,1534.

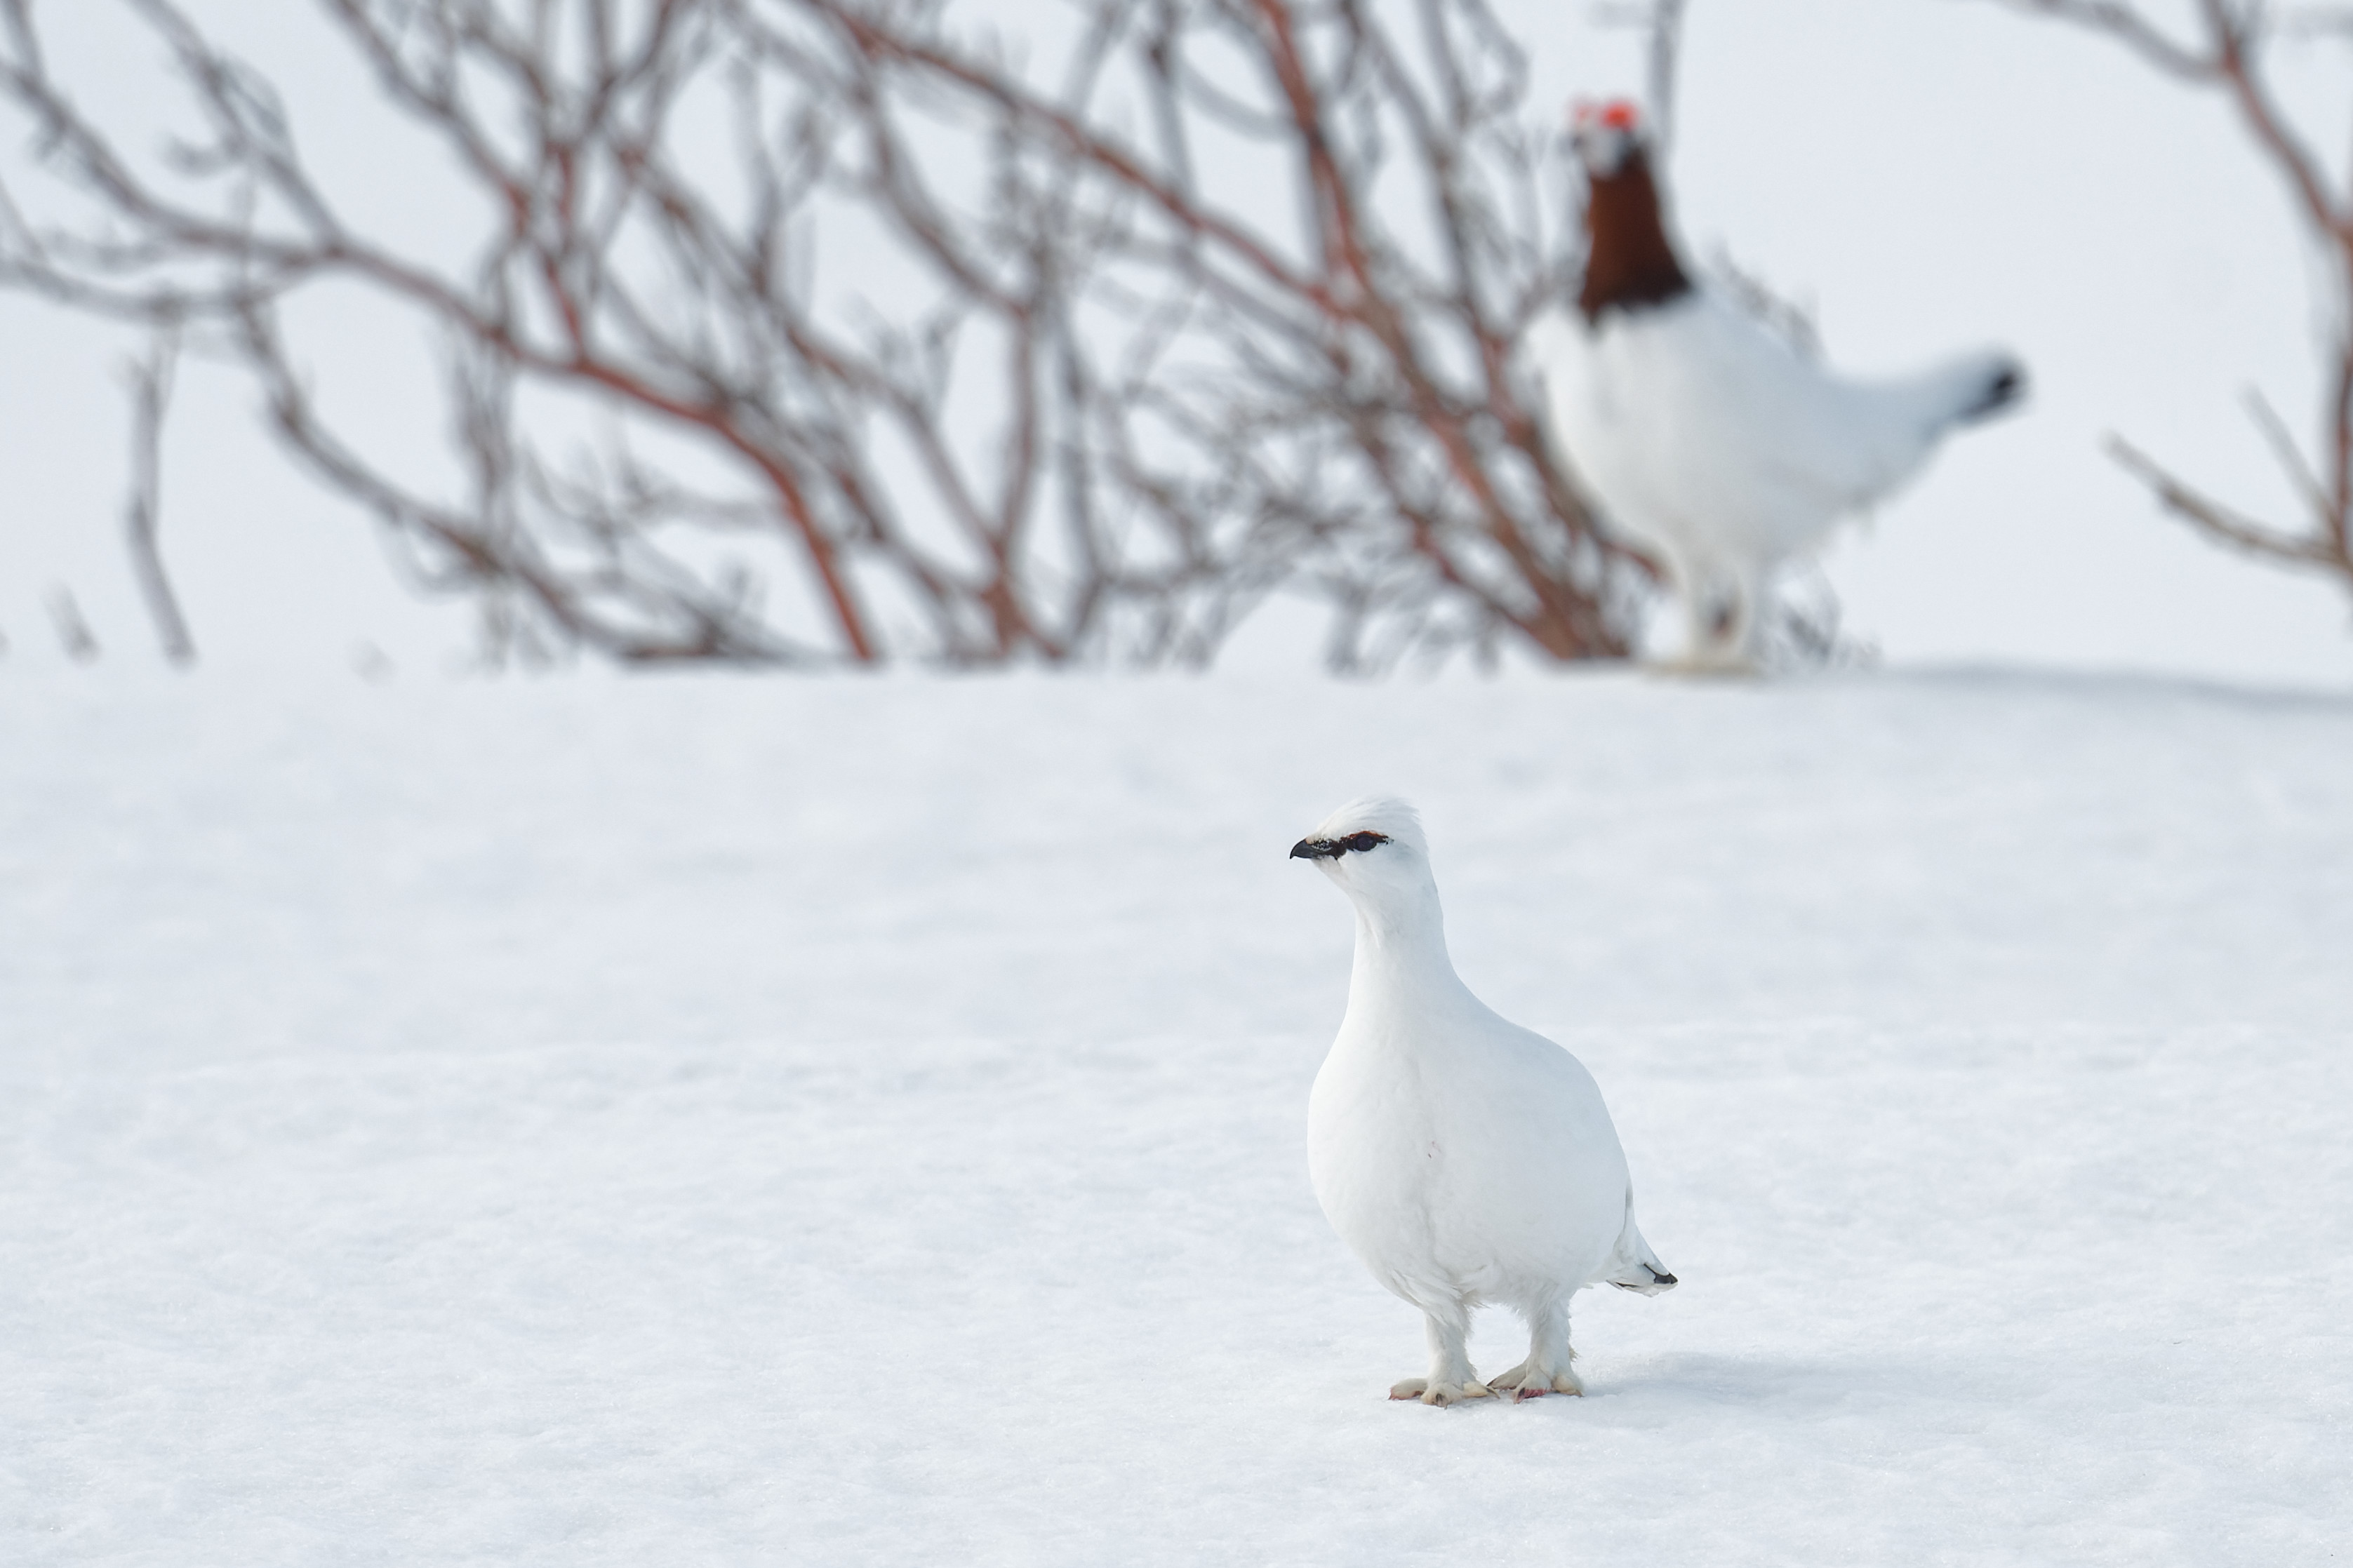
1600,100,1640,130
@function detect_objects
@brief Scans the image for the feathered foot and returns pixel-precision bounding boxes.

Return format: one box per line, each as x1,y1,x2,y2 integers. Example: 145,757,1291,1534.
1491,1302,1584,1400
1388,1377,1493,1406
1484,1361,1584,1401
1392,1306,1490,1404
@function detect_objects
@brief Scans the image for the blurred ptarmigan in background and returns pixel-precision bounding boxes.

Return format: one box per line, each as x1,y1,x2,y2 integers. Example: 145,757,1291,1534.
1291,798,1674,1406
1525,100,2025,671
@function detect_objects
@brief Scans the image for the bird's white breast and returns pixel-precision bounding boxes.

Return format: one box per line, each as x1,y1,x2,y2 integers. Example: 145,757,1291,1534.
1307,993,1631,1304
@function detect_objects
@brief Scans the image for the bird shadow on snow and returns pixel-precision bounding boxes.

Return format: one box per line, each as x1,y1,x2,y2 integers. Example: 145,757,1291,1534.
1517,1351,1940,1423
1360,1351,1939,1428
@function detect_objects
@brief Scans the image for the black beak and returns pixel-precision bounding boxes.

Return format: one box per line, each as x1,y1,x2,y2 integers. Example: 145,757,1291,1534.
1290,838,1338,861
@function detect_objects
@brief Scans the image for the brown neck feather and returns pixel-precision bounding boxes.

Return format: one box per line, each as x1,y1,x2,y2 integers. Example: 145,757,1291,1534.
1577,149,1692,323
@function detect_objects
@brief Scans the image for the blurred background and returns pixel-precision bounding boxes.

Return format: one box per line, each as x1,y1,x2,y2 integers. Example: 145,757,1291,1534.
1,0,2349,685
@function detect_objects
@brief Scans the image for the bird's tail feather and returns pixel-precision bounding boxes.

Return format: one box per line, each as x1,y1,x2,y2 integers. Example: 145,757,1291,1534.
1604,1186,1677,1296
1909,349,2027,431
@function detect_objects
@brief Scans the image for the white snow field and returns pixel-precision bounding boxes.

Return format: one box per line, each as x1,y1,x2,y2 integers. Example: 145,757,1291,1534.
4,668,2349,1565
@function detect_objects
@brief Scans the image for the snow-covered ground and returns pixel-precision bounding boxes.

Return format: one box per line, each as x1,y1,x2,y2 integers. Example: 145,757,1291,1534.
4,667,2349,1564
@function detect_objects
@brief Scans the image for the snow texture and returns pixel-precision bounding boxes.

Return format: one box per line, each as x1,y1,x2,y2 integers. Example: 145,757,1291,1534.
4,668,2349,1564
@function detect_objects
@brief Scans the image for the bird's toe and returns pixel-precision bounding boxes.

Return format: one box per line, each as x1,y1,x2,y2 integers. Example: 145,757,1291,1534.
1392,1378,1493,1405
1487,1360,1581,1399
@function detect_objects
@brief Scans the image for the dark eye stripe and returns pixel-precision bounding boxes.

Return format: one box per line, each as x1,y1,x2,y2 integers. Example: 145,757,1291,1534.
1337,831,1389,853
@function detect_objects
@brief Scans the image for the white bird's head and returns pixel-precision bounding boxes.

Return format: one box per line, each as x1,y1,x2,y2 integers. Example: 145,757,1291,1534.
1568,97,1647,178
1288,796,1437,909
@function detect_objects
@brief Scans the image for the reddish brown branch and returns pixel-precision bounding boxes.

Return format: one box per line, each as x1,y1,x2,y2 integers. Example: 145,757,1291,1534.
0,0,1646,668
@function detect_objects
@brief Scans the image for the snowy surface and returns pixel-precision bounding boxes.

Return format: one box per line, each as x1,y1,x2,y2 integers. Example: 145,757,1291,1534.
4,667,2350,1564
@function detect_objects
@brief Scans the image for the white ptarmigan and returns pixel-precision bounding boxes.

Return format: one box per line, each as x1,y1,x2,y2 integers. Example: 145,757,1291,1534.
1292,798,1674,1405
1526,99,2025,671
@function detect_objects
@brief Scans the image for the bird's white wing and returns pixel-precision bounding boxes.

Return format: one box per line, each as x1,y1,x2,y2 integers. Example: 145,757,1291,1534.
1531,294,2013,563
1615,298,1931,554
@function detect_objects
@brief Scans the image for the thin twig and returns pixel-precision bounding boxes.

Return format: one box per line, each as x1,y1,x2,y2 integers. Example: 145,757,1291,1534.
2006,0,2353,605
124,324,196,666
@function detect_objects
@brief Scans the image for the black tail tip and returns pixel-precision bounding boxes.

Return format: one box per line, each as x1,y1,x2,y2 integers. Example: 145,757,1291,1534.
1610,1264,1677,1292
1962,361,2026,422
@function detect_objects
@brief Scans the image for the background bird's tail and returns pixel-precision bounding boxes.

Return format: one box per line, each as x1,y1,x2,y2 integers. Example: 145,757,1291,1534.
1914,349,2027,430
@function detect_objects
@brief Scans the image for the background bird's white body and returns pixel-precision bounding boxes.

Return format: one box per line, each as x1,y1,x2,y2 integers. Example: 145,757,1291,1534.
1528,292,2018,669
1296,798,1671,1404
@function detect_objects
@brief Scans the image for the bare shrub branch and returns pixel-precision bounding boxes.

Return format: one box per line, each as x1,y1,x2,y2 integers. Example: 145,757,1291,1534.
2004,0,2353,603
0,0,1648,669
124,326,198,667
44,584,98,662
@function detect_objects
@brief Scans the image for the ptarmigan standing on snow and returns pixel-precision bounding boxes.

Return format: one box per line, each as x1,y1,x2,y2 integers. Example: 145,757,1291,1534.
1292,798,1674,1405
1525,99,2025,670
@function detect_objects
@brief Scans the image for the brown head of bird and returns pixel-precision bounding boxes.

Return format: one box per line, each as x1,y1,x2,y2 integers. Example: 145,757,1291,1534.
1569,98,1692,325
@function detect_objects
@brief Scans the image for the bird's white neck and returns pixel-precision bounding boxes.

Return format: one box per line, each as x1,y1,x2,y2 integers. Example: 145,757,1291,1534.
1341,875,1479,1020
